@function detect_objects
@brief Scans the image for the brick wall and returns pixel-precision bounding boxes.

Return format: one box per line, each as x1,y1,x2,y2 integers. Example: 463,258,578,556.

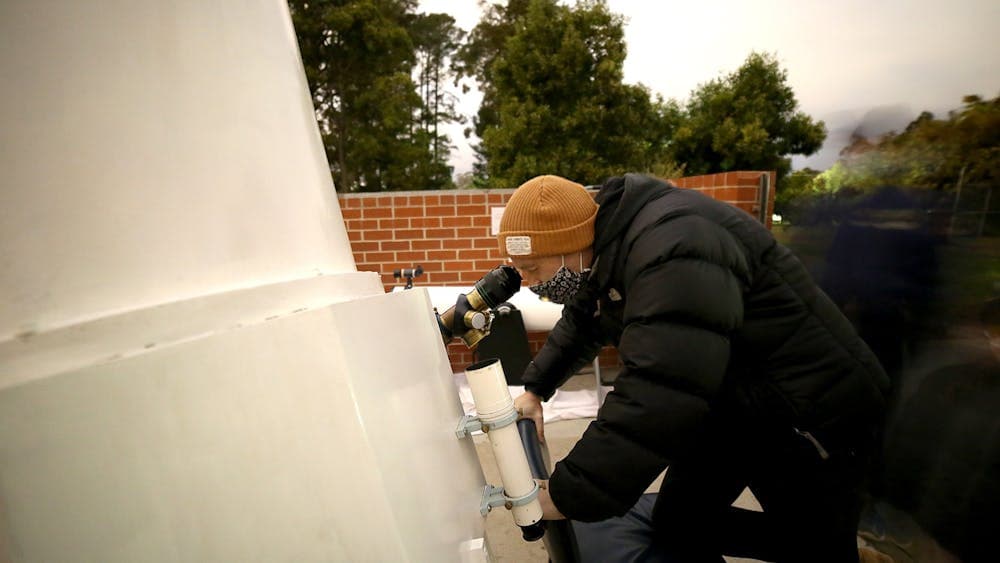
338,171,775,373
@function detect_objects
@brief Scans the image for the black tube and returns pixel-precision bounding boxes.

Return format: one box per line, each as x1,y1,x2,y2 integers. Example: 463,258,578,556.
516,419,582,562
473,265,522,309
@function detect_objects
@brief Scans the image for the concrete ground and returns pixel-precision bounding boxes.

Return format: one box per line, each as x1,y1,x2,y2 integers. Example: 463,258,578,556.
471,374,763,562
471,374,960,562
474,415,763,563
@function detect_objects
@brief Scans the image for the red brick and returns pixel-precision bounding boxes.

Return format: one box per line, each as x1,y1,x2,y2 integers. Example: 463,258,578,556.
395,229,424,240
442,216,472,227
341,208,362,220
472,215,491,227
361,197,379,208
458,249,490,260
475,260,504,271
363,230,394,241
362,207,392,219
347,219,378,230
443,239,473,249
374,196,391,207
736,186,759,202
458,271,483,283
457,227,488,238
429,272,460,283
716,187,739,202
365,251,395,262
348,230,363,242
381,241,410,251
439,194,456,205
428,250,457,260
474,238,498,248
449,261,476,271
426,228,455,239
456,194,472,204
352,241,379,252
488,193,506,204
379,218,409,229
422,195,439,206
457,204,487,216
343,197,361,208
411,217,440,228
394,206,424,218
397,251,427,262
413,240,442,250
427,205,456,216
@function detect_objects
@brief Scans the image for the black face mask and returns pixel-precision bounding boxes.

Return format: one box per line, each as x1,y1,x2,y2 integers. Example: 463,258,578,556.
528,255,589,304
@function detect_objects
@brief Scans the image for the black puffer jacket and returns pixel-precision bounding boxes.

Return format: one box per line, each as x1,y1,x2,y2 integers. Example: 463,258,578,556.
522,174,889,521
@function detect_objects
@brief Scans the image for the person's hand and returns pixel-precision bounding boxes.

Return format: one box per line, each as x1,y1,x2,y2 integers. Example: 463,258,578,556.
536,480,566,520
514,391,545,443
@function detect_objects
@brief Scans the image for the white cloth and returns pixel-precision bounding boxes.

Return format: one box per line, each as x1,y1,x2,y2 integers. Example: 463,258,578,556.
452,372,604,423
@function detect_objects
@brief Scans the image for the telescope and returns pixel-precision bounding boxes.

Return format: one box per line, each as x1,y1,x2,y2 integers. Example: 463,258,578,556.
436,265,522,348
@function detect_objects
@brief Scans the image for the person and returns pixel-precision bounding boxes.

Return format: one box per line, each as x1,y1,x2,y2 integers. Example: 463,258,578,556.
498,174,889,562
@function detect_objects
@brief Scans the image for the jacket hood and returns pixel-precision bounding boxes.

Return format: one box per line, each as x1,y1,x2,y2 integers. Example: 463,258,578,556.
593,173,673,257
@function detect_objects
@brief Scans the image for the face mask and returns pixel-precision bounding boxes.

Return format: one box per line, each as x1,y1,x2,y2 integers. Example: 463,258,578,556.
528,254,590,304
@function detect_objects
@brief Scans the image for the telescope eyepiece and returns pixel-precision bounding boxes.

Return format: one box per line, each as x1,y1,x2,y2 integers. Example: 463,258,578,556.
473,265,522,310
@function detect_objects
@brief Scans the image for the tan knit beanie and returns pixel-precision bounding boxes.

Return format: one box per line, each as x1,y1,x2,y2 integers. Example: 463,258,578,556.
497,175,598,258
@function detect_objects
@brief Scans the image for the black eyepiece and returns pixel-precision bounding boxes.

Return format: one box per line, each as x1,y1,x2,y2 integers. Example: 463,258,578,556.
520,521,545,542
473,265,522,309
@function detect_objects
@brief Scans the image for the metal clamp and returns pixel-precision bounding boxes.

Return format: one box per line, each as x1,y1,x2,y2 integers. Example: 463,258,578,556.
479,481,540,516
455,408,519,439
455,414,482,438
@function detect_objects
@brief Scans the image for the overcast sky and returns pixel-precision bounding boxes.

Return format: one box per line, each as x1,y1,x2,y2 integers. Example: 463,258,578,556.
418,0,1000,175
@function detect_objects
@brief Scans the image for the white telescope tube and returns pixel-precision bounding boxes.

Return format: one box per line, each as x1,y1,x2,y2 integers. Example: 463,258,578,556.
465,358,543,530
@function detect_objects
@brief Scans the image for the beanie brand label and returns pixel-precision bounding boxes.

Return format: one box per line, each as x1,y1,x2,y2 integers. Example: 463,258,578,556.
505,236,532,256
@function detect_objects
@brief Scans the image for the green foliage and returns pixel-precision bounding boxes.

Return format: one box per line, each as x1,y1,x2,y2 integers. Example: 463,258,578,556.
820,94,1000,192
454,0,531,178
775,168,820,212
410,12,465,188
459,0,680,188
668,52,826,186
289,0,459,191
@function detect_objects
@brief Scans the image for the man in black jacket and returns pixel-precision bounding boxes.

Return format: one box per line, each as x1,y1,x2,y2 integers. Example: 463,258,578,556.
498,174,889,562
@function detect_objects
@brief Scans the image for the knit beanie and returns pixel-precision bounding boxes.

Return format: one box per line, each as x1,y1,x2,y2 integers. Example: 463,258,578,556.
497,175,598,258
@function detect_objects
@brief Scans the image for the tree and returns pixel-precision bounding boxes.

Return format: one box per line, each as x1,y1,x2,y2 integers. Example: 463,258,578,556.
458,0,680,187
816,93,999,192
776,167,820,213
669,52,826,187
410,12,465,189
454,0,532,179
289,0,459,191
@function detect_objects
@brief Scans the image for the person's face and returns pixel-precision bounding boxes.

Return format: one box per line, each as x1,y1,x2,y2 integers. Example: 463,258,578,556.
508,249,592,286
508,254,567,286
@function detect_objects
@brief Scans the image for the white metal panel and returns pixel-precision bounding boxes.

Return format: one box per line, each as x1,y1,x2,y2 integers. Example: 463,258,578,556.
0,0,356,338
0,1,494,560
0,289,486,562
